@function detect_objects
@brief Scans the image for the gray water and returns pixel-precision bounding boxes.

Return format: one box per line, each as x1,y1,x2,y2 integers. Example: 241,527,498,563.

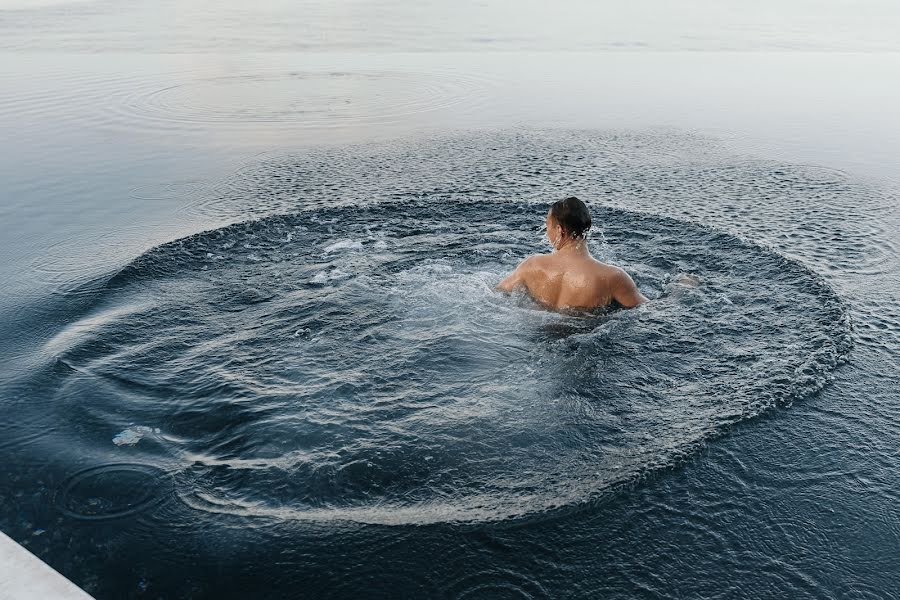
1,2,900,599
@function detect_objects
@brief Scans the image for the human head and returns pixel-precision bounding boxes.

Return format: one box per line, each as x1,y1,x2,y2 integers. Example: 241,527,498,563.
546,196,591,248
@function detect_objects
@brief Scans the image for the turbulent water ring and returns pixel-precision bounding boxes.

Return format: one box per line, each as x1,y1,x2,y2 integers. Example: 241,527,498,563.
46,198,851,525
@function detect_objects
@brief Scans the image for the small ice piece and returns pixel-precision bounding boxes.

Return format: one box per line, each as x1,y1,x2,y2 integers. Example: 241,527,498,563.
323,239,363,253
373,240,388,249
113,425,155,447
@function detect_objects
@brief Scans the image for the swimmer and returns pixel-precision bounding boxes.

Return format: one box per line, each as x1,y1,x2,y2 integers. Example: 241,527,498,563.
496,197,648,310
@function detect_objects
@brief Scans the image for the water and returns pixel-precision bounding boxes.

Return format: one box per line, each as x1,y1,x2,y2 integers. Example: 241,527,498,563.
2,3,900,599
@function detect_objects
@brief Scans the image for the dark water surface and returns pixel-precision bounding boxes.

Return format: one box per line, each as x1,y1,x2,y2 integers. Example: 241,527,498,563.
3,130,898,598
2,2,900,599
33,198,852,525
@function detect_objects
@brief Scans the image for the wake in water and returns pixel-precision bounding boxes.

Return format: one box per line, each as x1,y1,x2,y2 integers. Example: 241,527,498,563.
40,198,850,525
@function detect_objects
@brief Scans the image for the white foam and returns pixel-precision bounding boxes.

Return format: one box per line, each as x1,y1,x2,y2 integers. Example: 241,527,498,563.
112,426,158,447
323,239,363,253
311,268,351,283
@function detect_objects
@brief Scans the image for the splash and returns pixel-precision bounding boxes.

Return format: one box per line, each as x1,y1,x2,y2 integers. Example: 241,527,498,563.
44,199,851,524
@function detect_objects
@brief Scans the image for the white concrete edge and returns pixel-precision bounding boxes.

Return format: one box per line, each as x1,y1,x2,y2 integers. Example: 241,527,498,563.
0,530,94,599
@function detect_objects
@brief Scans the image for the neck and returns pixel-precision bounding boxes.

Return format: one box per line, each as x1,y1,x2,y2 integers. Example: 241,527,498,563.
555,236,589,254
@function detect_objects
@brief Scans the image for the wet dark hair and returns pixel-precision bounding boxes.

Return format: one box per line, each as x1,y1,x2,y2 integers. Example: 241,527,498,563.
549,196,592,239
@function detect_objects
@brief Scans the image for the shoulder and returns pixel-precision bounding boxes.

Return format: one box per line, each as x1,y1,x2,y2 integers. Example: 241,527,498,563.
513,254,553,288
590,261,627,282
605,264,647,307
518,253,549,273
606,265,637,287
496,253,548,292
599,263,638,292
606,265,631,281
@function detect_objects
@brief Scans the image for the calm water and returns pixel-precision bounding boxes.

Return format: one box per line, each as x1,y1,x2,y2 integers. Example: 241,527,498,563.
1,2,900,599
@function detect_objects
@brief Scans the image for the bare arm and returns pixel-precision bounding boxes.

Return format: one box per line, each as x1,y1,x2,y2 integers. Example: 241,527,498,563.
496,256,536,293
611,268,648,308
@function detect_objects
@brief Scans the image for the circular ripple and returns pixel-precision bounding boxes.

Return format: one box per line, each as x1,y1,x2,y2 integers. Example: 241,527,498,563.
0,60,492,139
56,463,169,521
43,195,851,525
447,571,549,600
111,68,491,132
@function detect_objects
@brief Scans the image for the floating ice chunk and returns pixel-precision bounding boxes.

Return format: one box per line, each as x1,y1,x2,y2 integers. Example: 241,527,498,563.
324,239,363,253
112,426,158,447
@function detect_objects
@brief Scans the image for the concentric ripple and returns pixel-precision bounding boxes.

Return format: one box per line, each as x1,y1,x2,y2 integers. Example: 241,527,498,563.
117,70,489,129
446,570,549,600
56,463,170,521
43,198,851,525
0,58,492,141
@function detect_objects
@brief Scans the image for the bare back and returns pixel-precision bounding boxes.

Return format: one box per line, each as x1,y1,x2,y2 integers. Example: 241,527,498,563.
497,252,646,310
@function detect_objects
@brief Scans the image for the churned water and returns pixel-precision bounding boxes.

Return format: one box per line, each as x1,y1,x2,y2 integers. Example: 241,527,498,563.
4,129,899,597
38,195,851,526
2,2,900,599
